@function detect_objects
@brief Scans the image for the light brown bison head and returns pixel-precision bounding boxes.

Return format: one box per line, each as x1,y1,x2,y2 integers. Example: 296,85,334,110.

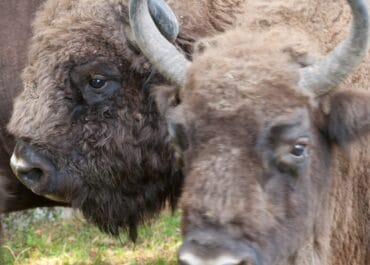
7,0,184,240
130,0,370,263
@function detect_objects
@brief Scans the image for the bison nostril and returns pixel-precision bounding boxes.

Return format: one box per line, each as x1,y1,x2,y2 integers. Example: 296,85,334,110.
10,143,57,195
236,261,254,265
10,142,69,203
179,260,190,265
19,168,44,184
222,261,254,265
178,252,255,265
178,233,261,265
239,255,260,265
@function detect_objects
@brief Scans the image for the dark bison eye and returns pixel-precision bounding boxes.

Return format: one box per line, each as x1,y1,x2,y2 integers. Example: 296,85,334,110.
89,78,106,89
290,144,306,157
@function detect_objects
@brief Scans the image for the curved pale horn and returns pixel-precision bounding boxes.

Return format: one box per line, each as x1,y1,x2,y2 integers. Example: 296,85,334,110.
129,0,191,87
299,0,369,96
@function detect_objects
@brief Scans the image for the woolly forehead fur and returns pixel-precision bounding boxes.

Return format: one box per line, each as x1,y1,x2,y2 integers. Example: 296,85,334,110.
24,0,146,83
32,0,129,32
181,28,318,118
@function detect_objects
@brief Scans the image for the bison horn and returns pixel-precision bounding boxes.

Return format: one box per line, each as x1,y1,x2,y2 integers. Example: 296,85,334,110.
299,0,369,96
148,0,179,43
129,0,191,87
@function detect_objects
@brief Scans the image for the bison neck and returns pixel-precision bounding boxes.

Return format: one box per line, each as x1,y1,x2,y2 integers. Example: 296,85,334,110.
326,141,370,265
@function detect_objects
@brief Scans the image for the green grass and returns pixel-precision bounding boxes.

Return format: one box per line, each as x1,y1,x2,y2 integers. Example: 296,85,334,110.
1,210,180,265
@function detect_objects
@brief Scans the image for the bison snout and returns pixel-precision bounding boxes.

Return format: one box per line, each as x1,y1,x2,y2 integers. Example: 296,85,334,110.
10,141,60,200
178,229,261,265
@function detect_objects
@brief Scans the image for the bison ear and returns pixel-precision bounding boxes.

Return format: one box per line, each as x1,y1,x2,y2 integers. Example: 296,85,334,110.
321,90,370,146
194,38,219,57
152,84,180,116
152,84,189,150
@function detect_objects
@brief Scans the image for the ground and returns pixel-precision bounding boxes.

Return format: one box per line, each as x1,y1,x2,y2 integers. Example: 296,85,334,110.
1,209,180,265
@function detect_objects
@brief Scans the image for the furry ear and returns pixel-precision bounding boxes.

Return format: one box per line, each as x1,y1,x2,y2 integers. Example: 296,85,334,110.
194,38,219,56
282,45,317,68
152,84,180,116
321,90,370,146
152,84,188,152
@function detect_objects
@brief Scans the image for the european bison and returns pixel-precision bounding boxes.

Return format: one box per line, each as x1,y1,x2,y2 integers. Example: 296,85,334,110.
131,0,370,264
6,0,245,240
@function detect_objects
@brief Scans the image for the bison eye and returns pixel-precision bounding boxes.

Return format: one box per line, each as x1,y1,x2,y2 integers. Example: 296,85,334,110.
89,76,107,89
290,143,306,157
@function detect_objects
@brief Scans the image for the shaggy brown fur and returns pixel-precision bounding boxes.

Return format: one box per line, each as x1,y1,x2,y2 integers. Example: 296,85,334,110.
152,1,370,264
6,0,247,240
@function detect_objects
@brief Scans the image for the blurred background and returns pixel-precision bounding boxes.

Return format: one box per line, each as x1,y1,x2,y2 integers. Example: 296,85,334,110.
1,208,180,265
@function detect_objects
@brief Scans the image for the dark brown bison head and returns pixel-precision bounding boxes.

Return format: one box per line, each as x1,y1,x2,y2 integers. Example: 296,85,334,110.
130,0,369,263
7,0,184,240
